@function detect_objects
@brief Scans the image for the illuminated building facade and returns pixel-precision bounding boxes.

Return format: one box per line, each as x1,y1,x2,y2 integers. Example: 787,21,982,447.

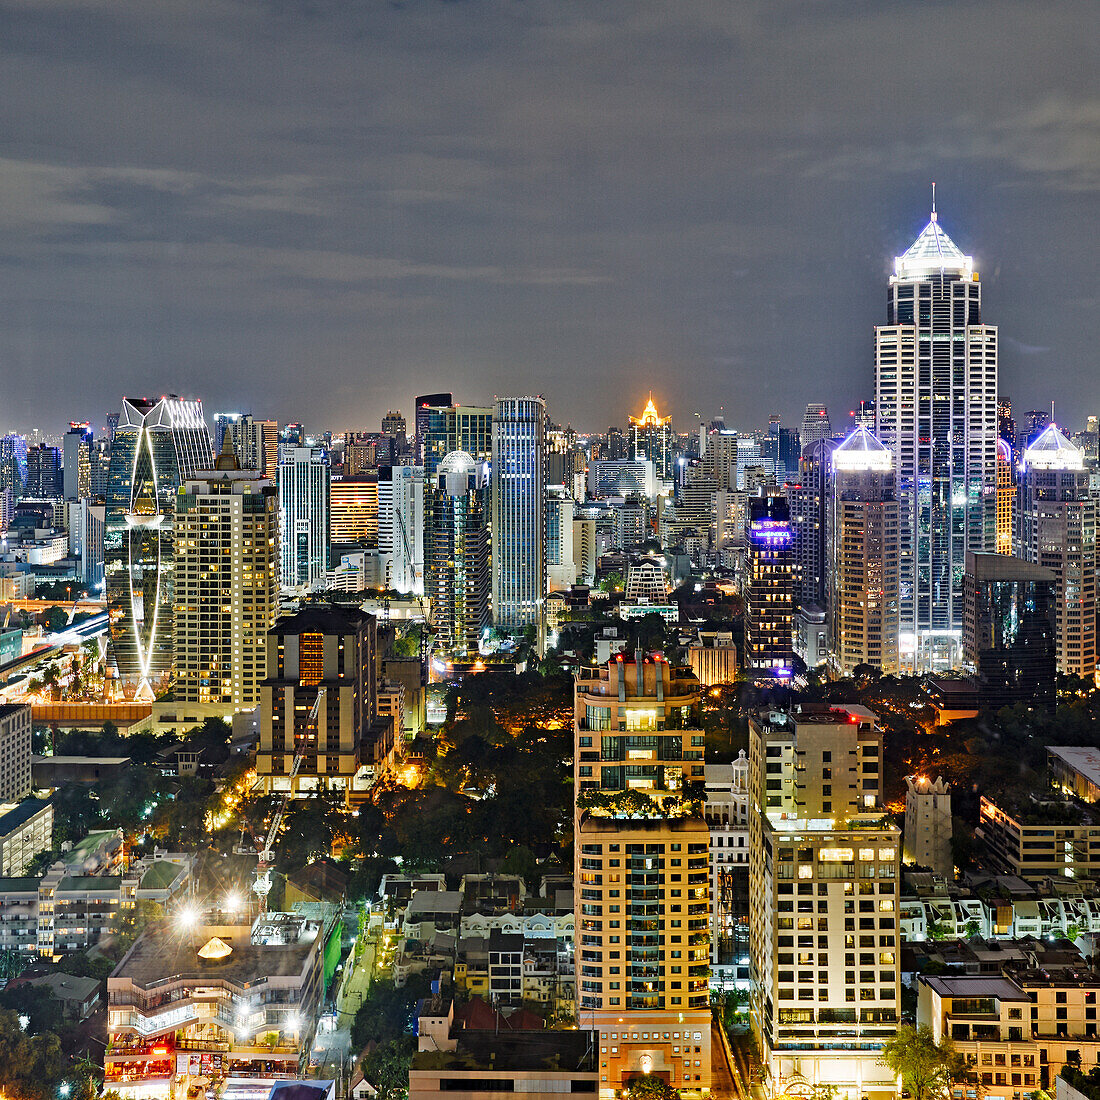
749,704,900,1100
629,398,674,480
277,446,330,591
996,438,1015,555
573,655,711,1096
827,427,899,676
788,438,837,608
329,474,379,544
174,440,278,710
104,396,213,694
744,492,794,673
427,451,490,654
1016,425,1096,678
491,397,546,641
874,204,998,671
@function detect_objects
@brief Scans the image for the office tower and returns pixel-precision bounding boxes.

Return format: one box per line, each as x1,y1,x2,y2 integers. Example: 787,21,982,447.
996,438,1015,555
258,605,388,803
67,500,106,585
547,487,576,593
422,402,493,480
88,438,112,501
788,438,838,609
104,396,212,694
962,551,1057,709
0,436,27,498
827,426,900,676
874,203,997,671
0,706,32,804
998,396,1016,446
1023,410,1051,448
217,413,277,479
748,704,900,1100
587,460,658,500
105,411,119,443
211,412,235,453
700,428,738,491
766,416,800,485
573,654,711,1093
744,492,794,673
491,397,546,641
605,425,628,461
329,474,379,544
174,439,278,710
414,391,453,464
629,397,674,479
427,452,490,654
1017,425,1096,678
800,404,832,446
277,446,330,591
381,410,407,449
62,423,91,500
24,445,62,500
378,465,424,595
852,400,876,432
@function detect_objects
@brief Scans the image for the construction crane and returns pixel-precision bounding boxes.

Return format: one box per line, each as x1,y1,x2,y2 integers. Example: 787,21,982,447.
253,685,326,908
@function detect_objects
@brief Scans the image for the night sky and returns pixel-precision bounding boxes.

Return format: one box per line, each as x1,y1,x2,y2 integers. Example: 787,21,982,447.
1,0,1097,437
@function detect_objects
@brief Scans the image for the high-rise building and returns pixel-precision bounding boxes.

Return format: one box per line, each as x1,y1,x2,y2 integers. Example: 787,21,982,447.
216,414,278,479
0,706,32,805
1023,410,1051,448
1016,425,1096,678
62,423,92,500
104,396,212,694
800,404,832,446
258,605,391,803
604,425,628,461
998,396,1016,446
88,438,111,501
962,551,1057,709
427,452,490,654
25,445,62,500
827,426,899,676
414,392,453,465
329,474,379,544
174,439,278,711
700,428,739,491
67,500,105,585
629,397,674,479
381,410,407,449
749,703,900,1100
546,486,576,593
277,446,330,591
788,438,838,609
0,436,27,499
996,438,1016,555
378,465,424,595
491,397,546,642
573,654,711,1093
875,203,997,672
744,492,794,673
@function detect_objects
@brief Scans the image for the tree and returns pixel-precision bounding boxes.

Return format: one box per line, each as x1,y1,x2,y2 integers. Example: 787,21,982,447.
362,1037,416,1098
0,984,63,1035
351,974,432,1050
881,1025,972,1100
627,1076,677,1100
0,1008,67,1100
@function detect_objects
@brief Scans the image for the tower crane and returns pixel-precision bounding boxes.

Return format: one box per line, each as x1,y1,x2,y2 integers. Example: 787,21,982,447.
253,685,326,908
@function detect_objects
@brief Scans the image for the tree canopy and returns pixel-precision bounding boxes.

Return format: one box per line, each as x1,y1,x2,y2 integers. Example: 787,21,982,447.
881,1025,972,1100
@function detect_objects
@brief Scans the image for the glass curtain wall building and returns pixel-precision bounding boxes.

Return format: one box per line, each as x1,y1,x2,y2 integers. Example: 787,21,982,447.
104,396,212,694
874,205,998,672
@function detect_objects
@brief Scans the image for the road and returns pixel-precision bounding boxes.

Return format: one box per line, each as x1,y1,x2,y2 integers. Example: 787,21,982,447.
336,935,377,1030
711,1022,743,1100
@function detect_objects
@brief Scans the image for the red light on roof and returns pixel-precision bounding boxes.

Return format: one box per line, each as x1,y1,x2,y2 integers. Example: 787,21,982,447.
848,714,859,723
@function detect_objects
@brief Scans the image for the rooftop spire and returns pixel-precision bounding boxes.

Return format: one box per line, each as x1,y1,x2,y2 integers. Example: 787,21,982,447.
931,180,936,222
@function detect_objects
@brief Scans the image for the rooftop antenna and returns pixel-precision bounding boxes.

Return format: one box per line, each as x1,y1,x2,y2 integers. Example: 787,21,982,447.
931,181,937,222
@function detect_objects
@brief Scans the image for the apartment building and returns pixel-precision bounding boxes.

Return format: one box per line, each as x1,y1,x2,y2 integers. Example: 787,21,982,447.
978,796,1100,878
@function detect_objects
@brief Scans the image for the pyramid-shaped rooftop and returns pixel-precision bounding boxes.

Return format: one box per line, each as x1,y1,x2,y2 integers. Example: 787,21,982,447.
895,213,973,279
833,425,892,471
1024,424,1084,471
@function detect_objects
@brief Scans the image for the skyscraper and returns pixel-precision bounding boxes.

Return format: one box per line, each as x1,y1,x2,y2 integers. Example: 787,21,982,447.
427,452,491,654
414,391,453,465
1017,425,1096,678
629,397,674,479
491,396,546,642
573,654,711,1093
744,492,794,674
827,426,899,676
0,436,27,499
174,438,278,711
104,396,212,693
378,464,424,595
25,445,63,500
995,438,1015,555
278,446,330,591
788,438,838,609
749,704,900,1100
800,403,832,446
874,202,997,671
62,423,92,500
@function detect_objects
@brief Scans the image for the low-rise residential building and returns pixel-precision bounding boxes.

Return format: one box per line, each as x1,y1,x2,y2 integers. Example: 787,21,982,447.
0,799,52,876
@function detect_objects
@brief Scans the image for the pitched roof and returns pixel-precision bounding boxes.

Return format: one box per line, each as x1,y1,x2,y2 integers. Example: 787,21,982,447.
895,213,973,278
1024,424,1084,470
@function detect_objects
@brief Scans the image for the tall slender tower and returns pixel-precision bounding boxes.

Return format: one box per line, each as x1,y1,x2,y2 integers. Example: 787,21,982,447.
827,426,900,676
744,492,794,673
1017,425,1097,679
874,198,997,671
800,404,832,447
278,446,330,591
491,397,546,644
574,653,711,1093
104,396,212,694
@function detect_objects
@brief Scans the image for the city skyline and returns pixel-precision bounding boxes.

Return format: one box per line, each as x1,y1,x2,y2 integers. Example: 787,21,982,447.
0,2,1096,432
